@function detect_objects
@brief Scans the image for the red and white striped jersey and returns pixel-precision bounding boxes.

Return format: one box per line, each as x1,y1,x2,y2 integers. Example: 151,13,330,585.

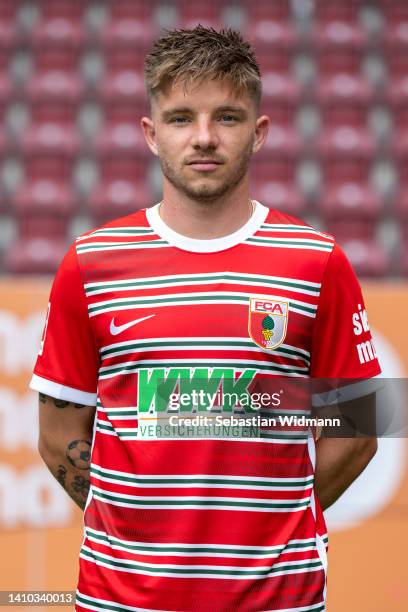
30,201,381,612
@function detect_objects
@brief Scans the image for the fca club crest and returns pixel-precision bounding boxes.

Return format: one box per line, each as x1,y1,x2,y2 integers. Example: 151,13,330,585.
248,298,289,350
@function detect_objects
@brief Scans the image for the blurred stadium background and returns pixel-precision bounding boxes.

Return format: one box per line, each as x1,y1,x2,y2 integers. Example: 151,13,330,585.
0,1,407,611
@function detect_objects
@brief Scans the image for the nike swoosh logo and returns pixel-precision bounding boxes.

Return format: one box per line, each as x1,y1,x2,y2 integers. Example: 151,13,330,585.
110,314,155,336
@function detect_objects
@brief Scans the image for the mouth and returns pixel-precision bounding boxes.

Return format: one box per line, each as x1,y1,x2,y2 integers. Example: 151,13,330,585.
187,159,224,172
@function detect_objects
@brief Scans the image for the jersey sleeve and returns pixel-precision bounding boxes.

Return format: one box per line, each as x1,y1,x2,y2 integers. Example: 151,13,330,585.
29,243,99,405
310,242,381,382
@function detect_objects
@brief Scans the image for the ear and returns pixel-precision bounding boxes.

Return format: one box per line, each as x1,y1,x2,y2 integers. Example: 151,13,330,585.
252,115,270,154
140,116,158,156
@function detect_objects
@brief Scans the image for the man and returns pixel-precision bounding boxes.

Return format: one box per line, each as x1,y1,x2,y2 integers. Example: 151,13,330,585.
30,26,380,612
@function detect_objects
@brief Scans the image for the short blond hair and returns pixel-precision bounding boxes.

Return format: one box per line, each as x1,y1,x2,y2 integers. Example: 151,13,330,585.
144,25,262,107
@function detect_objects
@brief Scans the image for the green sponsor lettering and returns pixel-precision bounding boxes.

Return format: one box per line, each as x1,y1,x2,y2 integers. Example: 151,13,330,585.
179,368,234,411
138,367,256,413
138,368,189,412
222,369,256,411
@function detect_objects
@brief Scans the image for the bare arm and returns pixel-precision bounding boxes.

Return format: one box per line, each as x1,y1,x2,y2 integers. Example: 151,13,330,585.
315,436,377,510
314,393,378,510
38,393,96,510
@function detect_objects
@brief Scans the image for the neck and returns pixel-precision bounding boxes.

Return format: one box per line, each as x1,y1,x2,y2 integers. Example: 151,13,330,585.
159,177,254,239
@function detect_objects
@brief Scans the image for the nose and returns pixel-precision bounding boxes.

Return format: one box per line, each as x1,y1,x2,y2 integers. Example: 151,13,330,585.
190,116,219,150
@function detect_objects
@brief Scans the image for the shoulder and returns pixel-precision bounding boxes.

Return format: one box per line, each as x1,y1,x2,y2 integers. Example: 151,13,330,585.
257,207,336,258
262,207,334,240
56,209,151,280
75,208,150,243
72,208,155,260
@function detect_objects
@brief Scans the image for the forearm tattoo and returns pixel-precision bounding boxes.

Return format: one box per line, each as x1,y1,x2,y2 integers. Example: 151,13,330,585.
54,398,70,408
56,464,67,489
53,442,92,510
72,475,90,499
66,439,92,470
39,393,87,409
53,444,91,511
39,393,93,510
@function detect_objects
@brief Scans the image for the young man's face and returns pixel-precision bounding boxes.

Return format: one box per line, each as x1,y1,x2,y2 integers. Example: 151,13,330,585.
142,79,269,202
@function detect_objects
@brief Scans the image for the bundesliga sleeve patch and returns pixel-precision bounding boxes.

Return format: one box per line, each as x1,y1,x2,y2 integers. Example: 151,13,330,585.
248,298,289,350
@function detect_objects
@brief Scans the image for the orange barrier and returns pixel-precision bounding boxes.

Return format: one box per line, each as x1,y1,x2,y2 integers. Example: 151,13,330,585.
327,285,408,611
0,279,407,610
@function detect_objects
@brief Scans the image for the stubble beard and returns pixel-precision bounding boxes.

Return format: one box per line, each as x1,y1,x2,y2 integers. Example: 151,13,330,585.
158,140,254,204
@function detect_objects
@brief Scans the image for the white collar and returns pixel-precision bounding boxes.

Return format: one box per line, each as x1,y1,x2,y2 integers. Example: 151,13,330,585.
145,200,269,253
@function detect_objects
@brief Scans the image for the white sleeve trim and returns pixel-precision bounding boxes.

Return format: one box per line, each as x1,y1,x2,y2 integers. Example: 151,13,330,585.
311,373,384,407
29,374,97,406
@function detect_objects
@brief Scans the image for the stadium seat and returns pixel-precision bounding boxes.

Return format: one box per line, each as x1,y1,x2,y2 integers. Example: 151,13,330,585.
260,73,301,125
12,179,75,220
319,182,382,230
94,125,150,190
32,17,85,49
103,53,145,80
313,0,363,22
242,0,291,22
100,18,155,51
108,0,158,20
383,22,408,46
38,0,88,20
20,122,80,154
88,178,152,225
311,21,367,75
246,23,297,74
176,0,227,29
255,126,302,183
383,23,408,76
16,214,69,241
4,235,68,274
336,236,389,277
317,126,376,183
316,73,374,127
246,20,296,48
26,71,83,124
31,17,85,71
0,15,18,45
0,9,19,63
98,70,148,123
100,18,156,75
19,122,81,181
258,125,303,158
250,180,306,217
94,123,148,160
11,179,74,253
97,158,151,190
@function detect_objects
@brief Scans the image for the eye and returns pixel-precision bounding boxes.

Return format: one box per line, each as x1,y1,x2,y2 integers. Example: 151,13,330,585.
170,116,190,124
220,115,238,122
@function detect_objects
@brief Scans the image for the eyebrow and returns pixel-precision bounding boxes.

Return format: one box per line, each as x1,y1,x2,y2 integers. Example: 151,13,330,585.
161,105,248,120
